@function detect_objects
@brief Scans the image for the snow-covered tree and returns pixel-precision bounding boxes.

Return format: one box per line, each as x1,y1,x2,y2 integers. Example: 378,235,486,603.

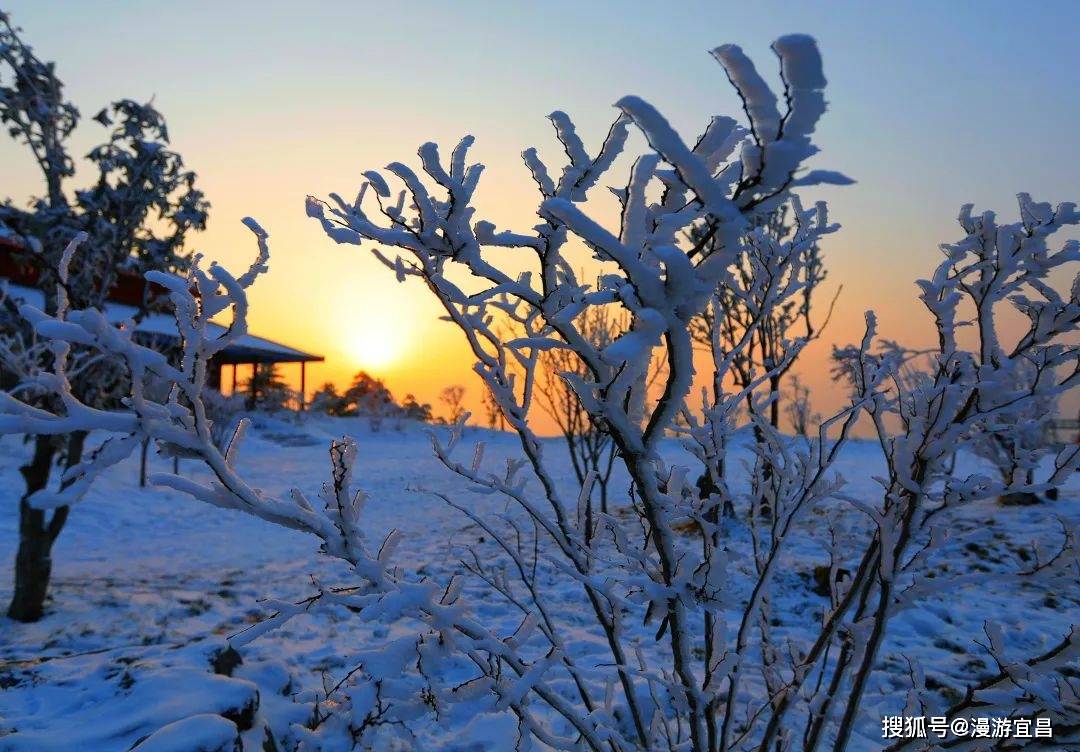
1,33,1076,751
0,12,208,621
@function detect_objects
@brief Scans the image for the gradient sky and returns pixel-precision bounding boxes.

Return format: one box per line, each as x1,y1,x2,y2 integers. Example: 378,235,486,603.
3,1,1078,427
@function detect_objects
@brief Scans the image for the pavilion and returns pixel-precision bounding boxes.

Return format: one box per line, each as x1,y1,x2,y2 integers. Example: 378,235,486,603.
0,236,323,408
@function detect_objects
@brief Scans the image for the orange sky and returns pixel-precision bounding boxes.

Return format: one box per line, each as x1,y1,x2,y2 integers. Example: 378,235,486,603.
3,2,1078,432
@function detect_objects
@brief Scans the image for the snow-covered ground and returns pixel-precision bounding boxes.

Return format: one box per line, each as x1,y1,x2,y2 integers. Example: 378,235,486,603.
0,414,1076,751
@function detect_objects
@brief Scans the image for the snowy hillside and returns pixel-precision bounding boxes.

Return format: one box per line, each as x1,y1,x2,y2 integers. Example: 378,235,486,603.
1,415,1075,751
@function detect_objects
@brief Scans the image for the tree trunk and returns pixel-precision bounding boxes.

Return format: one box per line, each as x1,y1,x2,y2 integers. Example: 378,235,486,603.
9,505,54,623
769,373,781,429
9,436,57,622
139,438,149,487
8,432,85,622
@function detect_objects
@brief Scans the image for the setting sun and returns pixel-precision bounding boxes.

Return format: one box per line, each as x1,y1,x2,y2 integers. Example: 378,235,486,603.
349,326,406,370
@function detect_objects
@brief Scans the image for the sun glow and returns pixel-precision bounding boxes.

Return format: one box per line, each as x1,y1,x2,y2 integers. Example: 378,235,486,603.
349,327,405,371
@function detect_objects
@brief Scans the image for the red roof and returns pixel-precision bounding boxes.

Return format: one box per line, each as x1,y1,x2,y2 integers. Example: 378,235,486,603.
0,234,166,307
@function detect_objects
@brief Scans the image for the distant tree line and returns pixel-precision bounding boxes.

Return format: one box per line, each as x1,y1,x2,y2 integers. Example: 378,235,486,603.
308,370,433,425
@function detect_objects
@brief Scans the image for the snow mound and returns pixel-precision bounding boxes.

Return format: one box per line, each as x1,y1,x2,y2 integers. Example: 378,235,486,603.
132,714,239,752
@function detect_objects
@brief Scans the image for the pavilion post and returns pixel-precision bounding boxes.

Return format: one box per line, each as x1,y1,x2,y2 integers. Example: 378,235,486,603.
231,364,237,395
245,363,258,410
300,362,307,411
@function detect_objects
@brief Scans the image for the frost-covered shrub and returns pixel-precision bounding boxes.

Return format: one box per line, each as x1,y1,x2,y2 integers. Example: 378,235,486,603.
689,204,835,434
536,305,622,519
821,196,1080,749
783,374,820,438
202,390,246,449
970,359,1058,498
1,34,1077,752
